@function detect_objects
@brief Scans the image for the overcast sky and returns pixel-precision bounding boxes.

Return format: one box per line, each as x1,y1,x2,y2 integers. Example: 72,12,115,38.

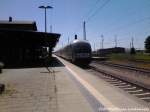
0,0,150,50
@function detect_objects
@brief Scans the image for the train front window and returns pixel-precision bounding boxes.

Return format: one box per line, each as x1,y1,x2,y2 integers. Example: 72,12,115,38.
74,44,91,53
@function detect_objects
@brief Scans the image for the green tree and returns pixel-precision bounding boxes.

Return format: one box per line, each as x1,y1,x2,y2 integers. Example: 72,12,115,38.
145,36,150,53
130,47,136,55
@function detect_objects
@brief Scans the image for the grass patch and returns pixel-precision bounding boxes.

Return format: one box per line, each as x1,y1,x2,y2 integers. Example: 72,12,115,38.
109,53,150,62
133,53,150,61
108,53,150,69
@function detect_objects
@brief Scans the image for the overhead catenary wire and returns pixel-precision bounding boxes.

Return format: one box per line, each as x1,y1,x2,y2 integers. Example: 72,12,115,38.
74,0,110,35
97,1,150,37
108,16,150,34
105,16,150,41
86,0,149,36
86,0,111,23
99,16,150,45
74,0,102,34
84,0,102,20
74,0,149,50
100,29,150,50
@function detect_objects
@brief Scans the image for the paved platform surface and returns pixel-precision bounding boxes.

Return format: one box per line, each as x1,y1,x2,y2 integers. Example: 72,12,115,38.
0,68,58,112
58,56,150,112
0,56,150,112
0,64,92,112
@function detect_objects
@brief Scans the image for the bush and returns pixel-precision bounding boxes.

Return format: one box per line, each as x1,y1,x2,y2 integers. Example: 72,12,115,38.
145,36,150,53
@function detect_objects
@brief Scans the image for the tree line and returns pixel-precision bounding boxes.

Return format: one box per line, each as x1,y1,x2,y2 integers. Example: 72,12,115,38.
145,35,150,53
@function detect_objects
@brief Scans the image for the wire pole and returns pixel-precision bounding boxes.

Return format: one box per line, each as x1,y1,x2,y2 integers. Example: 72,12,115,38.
130,42,131,49
115,35,117,47
44,8,47,32
99,38,101,50
94,43,95,51
101,34,104,49
131,37,134,48
62,42,63,48
68,37,70,44
83,21,86,40
50,25,52,33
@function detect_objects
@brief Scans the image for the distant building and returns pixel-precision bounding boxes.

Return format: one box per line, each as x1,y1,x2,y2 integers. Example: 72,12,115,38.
96,47,125,57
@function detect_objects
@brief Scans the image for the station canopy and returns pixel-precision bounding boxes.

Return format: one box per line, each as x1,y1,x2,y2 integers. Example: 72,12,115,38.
0,29,60,48
0,18,60,49
0,18,60,66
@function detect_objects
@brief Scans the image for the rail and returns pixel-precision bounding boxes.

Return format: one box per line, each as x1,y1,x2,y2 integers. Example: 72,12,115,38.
93,61,150,75
89,64,150,102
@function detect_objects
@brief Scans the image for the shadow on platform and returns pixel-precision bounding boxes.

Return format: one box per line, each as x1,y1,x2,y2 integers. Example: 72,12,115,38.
77,65,91,69
4,57,65,69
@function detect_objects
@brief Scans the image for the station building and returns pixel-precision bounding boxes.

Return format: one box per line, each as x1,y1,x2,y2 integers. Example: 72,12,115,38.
0,17,60,67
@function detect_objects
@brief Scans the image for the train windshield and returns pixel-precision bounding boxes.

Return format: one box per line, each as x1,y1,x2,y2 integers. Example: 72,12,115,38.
74,43,91,53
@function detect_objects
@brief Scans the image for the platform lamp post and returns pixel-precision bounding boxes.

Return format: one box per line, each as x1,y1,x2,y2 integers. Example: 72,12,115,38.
39,5,53,32
39,5,53,59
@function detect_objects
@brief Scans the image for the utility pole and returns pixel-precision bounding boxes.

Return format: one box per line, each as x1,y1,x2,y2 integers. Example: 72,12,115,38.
131,37,134,48
114,35,117,47
68,37,70,44
39,5,53,32
83,21,86,40
50,25,52,33
130,42,132,48
99,36,101,50
101,35,104,49
94,43,95,51
130,37,136,54
62,42,63,48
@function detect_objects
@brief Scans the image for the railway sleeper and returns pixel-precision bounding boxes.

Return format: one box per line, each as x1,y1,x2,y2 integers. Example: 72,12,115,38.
137,94,150,98
90,65,150,103
92,65,150,90
134,92,150,96
98,62,150,75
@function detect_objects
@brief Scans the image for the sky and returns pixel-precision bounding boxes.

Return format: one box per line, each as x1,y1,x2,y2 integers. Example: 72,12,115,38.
0,0,150,50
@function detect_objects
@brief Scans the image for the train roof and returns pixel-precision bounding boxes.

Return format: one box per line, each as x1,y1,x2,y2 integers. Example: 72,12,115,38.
73,39,90,44
56,39,91,52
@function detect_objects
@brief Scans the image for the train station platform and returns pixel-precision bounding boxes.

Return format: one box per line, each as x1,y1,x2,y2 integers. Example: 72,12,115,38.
0,56,149,112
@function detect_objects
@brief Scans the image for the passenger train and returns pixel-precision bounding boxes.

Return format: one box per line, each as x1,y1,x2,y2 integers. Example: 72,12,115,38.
55,35,92,65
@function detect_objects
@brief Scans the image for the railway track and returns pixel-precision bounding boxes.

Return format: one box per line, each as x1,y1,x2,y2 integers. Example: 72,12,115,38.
88,63,150,103
93,61,150,75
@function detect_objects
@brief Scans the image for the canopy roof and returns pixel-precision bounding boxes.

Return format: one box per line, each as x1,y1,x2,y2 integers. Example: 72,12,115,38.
0,29,60,48
0,20,37,31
